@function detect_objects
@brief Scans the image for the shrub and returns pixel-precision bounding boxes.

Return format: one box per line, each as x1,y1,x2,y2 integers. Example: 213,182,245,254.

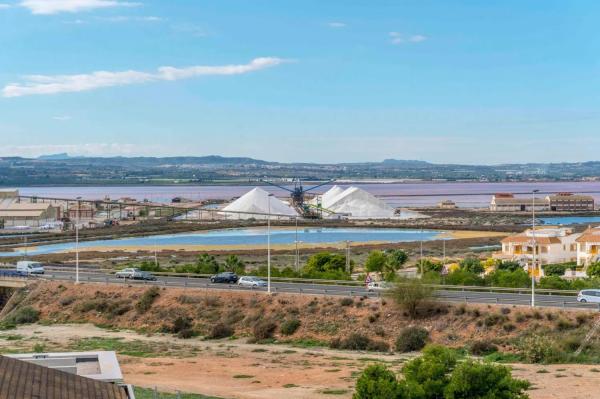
280,318,301,336
486,269,530,288
395,326,429,353
469,340,498,356
445,360,530,398
520,335,555,363
503,323,516,332
484,314,506,327
340,297,354,307
135,287,160,314
365,250,388,273
6,306,39,325
514,312,526,323
59,296,76,306
387,278,433,319
353,364,404,399
253,320,277,341
207,322,233,339
330,333,389,352
460,257,484,274
556,318,575,331
170,316,194,339
586,262,600,278
543,262,574,277
445,269,485,286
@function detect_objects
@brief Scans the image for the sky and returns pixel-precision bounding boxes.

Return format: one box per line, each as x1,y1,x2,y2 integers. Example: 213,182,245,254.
1,0,599,164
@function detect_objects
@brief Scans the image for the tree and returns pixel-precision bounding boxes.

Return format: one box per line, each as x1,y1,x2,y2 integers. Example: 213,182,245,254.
497,261,522,272
366,251,388,273
387,249,408,269
223,255,245,274
486,269,530,288
303,252,350,279
195,253,220,274
587,262,600,278
353,364,406,399
403,345,458,399
388,278,433,319
444,360,530,399
460,257,484,274
445,269,485,286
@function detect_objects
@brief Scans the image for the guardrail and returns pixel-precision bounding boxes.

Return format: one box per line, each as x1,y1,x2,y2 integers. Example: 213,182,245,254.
435,291,600,311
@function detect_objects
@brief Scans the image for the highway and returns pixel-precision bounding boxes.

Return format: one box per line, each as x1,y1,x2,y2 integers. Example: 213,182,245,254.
32,268,600,312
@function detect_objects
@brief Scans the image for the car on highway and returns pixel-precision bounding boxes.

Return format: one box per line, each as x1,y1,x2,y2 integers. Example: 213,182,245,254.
16,261,45,275
237,276,267,287
577,289,600,303
138,271,157,281
115,268,157,280
210,272,238,284
367,281,393,292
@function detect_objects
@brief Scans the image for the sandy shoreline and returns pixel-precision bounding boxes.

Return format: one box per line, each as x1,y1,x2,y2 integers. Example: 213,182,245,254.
17,229,508,254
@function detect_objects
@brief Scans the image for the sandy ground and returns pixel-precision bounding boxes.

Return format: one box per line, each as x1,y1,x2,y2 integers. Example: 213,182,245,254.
31,229,506,254
0,323,598,399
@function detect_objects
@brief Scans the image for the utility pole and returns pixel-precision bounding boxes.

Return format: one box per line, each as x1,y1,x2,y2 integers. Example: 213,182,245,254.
295,216,299,272
420,228,424,276
345,240,351,274
531,189,539,307
267,194,273,294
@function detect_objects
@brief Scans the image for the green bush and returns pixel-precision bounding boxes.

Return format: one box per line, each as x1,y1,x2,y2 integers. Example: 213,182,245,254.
280,318,301,336
353,344,529,399
460,257,484,274
365,251,388,273
445,360,530,399
445,270,485,286
587,262,600,278
497,261,522,272
6,306,40,325
340,297,354,306
486,269,530,288
353,364,405,399
543,262,575,277
396,326,429,353
519,334,555,363
135,287,160,314
303,252,351,279
330,333,389,352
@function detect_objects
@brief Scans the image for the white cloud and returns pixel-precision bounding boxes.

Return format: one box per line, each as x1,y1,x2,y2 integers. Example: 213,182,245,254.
0,3,11,9
20,0,140,15
327,21,346,28
389,32,427,45
52,115,72,121
2,57,286,97
99,15,161,22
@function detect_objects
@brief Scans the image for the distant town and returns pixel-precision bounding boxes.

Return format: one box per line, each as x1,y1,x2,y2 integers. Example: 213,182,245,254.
3,154,600,185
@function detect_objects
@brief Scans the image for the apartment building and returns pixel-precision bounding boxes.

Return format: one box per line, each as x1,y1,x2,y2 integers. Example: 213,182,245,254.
576,226,600,266
496,227,580,274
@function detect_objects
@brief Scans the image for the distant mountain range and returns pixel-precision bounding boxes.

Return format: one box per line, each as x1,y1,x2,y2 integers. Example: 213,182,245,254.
0,155,599,185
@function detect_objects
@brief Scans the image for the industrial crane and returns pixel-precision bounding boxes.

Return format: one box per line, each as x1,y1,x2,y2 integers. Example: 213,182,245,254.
261,178,335,218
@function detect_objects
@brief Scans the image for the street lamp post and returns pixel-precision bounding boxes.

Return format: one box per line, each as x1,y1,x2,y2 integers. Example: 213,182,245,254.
345,240,351,274
420,228,424,276
531,189,539,307
295,216,299,272
75,222,80,284
267,194,273,294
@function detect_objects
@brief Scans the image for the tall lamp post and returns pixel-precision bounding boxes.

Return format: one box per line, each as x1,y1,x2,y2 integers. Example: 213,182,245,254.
267,194,273,294
531,189,539,307
295,216,300,272
75,214,80,284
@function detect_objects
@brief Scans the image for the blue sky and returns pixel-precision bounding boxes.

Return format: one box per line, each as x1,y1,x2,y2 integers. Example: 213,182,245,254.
1,0,599,164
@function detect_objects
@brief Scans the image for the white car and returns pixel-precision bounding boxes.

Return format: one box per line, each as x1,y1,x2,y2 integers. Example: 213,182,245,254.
16,261,45,275
577,289,600,303
367,281,393,292
115,268,142,279
237,276,267,287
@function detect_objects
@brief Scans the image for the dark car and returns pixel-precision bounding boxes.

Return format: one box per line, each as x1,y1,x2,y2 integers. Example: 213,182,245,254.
138,271,157,281
210,272,238,284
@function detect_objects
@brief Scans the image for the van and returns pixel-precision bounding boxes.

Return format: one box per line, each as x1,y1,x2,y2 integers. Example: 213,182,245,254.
577,289,600,303
16,261,45,275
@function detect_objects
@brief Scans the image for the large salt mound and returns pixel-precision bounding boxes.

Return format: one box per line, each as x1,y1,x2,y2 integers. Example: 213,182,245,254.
325,186,395,219
320,185,346,209
221,187,298,219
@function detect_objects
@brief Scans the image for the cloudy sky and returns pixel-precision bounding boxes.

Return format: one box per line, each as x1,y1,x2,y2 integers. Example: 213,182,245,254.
1,0,599,164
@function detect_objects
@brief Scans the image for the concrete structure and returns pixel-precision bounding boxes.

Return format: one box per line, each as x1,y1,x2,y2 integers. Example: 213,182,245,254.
438,200,457,209
496,227,580,275
546,192,595,211
0,202,60,227
1,351,134,398
0,189,18,199
576,226,600,266
490,193,549,212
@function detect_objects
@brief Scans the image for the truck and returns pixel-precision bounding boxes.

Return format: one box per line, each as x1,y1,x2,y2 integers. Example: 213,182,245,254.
16,261,45,275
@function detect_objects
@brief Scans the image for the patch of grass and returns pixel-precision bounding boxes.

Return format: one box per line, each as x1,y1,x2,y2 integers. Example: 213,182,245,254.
484,352,522,363
0,334,23,341
321,389,349,395
279,339,329,348
283,384,298,388
135,287,160,314
251,348,268,353
71,337,189,358
536,369,549,374
133,387,223,399
232,374,254,379
590,368,600,372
